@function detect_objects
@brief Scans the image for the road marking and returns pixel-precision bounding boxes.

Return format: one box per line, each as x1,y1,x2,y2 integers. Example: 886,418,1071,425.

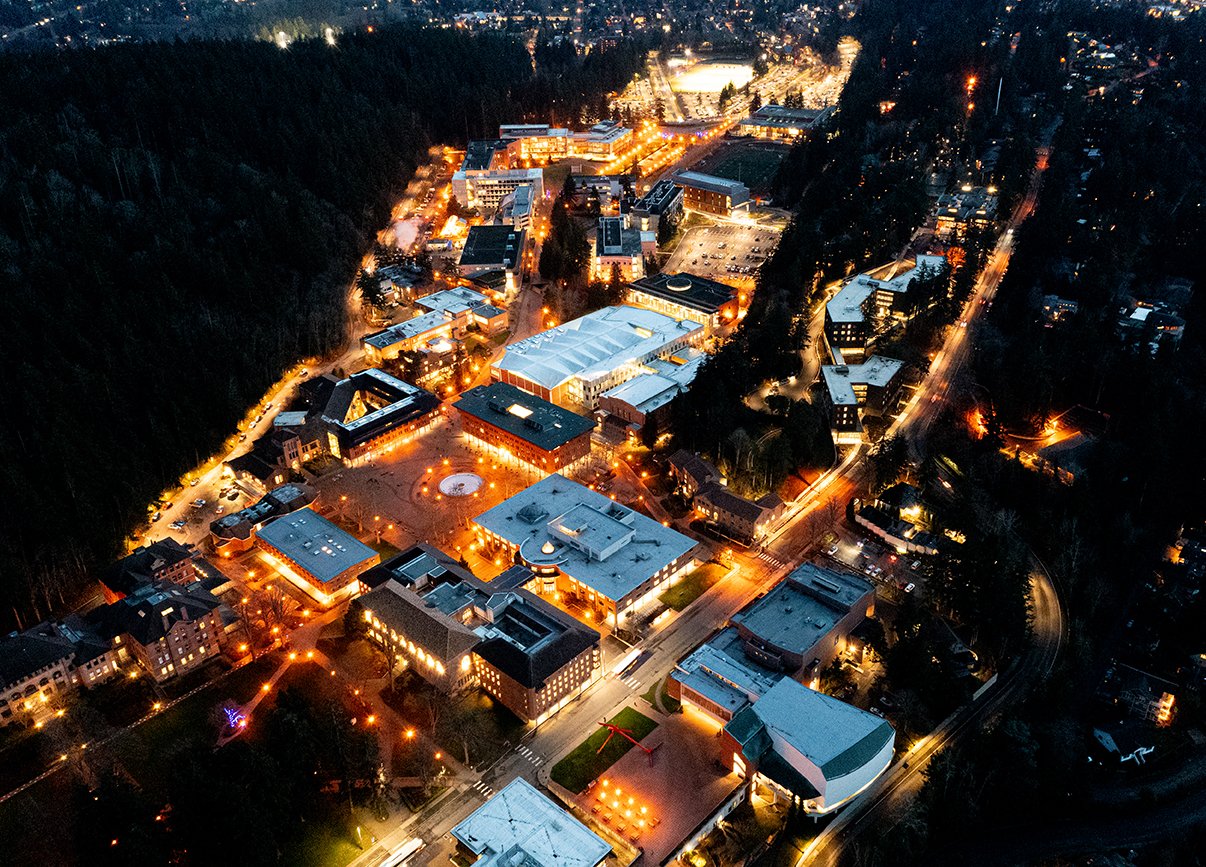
472,780,494,798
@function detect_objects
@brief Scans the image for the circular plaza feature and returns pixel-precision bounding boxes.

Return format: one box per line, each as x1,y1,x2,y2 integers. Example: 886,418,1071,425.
438,472,484,497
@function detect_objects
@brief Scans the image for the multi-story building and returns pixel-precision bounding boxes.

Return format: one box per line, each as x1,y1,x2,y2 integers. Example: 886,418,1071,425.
454,382,596,474
932,185,998,238
591,215,650,282
310,369,442,465
102,537,196,602
670,171,750,218
626,271,739,333
359,553,601,723
209,482,318,556
597,351,704,433
473,475,698,630
824,255,947,358
90,581,224,683
629,177,684,233
738,104,833,141
730,563,875,677
498,120,633,163
820,357,905,444
0,619,119,726
452,143,544,215
492,305,704,409
694,485,786,544
362,288,507,366
722,677,894,814
458,225,528,299
255,508,380,606
452,779,611,867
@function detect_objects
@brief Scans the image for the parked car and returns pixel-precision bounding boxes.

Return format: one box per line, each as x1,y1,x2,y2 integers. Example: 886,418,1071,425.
905,582,916,593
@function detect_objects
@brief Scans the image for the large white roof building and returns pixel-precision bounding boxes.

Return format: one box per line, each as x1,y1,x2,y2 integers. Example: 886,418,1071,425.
473,475,698,627
492,305,703,409
452,778,611,867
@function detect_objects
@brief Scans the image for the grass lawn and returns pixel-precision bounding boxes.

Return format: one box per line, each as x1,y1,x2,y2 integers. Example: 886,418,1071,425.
707,145,787,193
367,538,402,561
639,676,682,715
659,562,730,611
434,689,526,769
550,707,657,793
278,810,362,867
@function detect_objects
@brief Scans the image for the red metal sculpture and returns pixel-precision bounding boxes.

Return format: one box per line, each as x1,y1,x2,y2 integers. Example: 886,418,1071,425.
596,721,660,766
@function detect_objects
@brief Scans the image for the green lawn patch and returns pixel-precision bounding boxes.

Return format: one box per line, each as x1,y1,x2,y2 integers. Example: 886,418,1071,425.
434,689,526,769
278,812,362,867
659,562,730,611
367,538,402,561
550,707,657,793
707,145,787,193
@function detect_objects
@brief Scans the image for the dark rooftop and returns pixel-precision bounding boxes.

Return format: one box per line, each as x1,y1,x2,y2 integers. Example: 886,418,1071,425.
454,382,596,452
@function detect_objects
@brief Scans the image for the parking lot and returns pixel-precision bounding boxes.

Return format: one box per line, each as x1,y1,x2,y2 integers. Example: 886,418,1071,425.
661,221,781,292
822,524,928,600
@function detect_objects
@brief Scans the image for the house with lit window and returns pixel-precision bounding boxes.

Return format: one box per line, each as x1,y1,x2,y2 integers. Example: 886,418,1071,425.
308,369,442,466
0,618,120,726
102,537,197,602
255,508,380,606
88,581,224,683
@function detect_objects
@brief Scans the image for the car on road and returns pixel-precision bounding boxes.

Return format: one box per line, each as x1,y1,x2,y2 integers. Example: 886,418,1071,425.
169,520,186,531
905,582,916,593
826,543,838,556
151,512,162,523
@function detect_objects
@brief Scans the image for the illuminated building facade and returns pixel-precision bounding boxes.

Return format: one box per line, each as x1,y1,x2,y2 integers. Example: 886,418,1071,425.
454,382,596,474
255,508,380,606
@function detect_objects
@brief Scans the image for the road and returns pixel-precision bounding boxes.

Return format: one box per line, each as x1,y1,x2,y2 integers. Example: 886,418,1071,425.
794,146,1059,867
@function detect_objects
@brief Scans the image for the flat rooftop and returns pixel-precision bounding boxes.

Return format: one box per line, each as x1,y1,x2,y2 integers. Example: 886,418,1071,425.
596,216,642,257
474,475,696,603
671,171,750,203
821,356,904,406
452,777,611,867
257,508,377,584
732,563,873,657
493,305,702,391
415,286,488,315
629,271,737,315
363,309,450,350
455,382,596,451
600,352,704,415
677,629,782,712
461,139,507,172
826,283,874,325
460,225,526,269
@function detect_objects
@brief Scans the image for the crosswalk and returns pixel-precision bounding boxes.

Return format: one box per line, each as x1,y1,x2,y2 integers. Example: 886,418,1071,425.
756,551,785,569
621,675,642,690
516,744,545,767
471,780,495,799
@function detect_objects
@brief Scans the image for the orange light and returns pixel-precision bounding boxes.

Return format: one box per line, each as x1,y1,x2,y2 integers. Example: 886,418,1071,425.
261,683,271,693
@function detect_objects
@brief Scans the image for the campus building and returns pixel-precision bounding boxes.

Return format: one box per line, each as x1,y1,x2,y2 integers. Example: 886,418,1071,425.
729,563,875,678
824,255,947,358
102,537,197,602
666,450,785,543
454,382,596,474
723,677,895,813
597,351,705,433
591,215,652,282
89,580,225,683
932,185,998,238
492,305,704,409
820,357,906,444
452,778,611,867
670,171,750,218
0,619,120,726
626,271,740,333
362,287,508,366
498,120,633,163
738,104,833,141
629,176,684,233
458,225,528,298
359,553,601,723
255,508,380,606
473,475,698,629
452,138,545,214
209,482,318,556
313,369,443,465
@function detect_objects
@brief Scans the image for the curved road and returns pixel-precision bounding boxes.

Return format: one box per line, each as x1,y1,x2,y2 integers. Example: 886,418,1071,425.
792,145,1061,867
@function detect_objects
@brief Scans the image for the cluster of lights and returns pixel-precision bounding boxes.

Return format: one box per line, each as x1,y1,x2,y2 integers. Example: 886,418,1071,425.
594,779,653,838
